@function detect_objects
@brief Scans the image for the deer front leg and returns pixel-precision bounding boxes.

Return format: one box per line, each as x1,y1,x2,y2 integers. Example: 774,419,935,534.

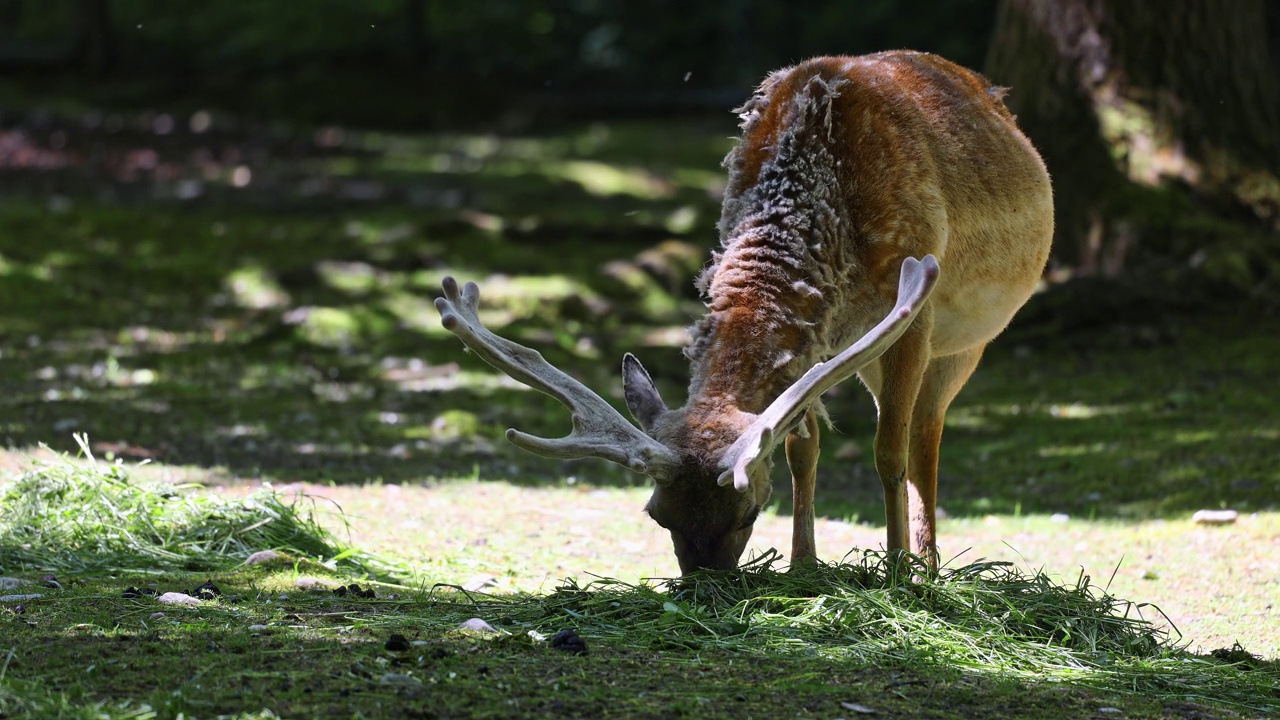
785,408,821,565
867,310,933,555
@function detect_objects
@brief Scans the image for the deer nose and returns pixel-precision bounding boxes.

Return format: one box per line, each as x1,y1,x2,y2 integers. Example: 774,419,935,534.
676,547,739,574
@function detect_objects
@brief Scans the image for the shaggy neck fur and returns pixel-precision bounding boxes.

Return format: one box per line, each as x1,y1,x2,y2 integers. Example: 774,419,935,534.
685,73,856,414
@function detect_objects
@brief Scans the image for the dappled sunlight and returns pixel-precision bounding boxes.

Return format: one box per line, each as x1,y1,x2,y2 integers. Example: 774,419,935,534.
543,159,676,199
1170,429,1218,445
635,324,695,348
315,260,386,295
224,265,291,310
946,400,1139,430
1046,401,1135,419
1036,442,1113,458
379,359,534,395
215,422,267,439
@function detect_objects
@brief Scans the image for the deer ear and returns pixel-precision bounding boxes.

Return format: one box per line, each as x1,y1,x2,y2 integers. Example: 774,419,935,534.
622,353,668,431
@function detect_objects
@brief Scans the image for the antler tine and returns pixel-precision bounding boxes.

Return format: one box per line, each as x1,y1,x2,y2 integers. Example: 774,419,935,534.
717,256,941,491
435,277,680,479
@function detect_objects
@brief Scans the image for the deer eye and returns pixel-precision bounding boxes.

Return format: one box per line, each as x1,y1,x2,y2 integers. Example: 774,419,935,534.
738,505,761,530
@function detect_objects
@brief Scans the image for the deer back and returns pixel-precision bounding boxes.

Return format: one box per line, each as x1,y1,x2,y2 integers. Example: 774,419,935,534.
687,52,1053,415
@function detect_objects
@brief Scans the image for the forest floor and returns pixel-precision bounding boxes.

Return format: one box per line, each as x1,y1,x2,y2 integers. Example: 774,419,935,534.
0,108,1276,718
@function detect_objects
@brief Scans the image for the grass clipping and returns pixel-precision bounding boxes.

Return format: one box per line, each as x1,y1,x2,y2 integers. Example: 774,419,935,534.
447,552,1278,713
0,436,397,579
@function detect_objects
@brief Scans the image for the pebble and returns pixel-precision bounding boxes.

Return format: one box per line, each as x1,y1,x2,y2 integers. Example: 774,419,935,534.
295,577,338,591
157,592,201,606
457,617,500,634
244,550,283,565
1192,509,1238,525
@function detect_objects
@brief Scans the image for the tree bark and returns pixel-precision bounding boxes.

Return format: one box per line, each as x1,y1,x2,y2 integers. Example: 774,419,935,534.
74,0,117,76
403,0,430,66
987,0,1280,274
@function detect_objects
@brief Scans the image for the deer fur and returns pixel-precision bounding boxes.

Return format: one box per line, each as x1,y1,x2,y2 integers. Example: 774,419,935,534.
436,51,1053,575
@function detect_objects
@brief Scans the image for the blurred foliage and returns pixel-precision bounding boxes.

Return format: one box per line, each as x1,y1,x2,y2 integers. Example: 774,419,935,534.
0,0,998,128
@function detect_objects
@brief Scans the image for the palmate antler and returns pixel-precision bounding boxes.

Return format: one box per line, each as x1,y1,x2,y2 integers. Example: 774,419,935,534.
717,255,941,491
434,277,681,480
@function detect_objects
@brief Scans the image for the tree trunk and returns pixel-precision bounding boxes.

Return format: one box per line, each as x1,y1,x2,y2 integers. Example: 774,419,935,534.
987,0,1280,275
74,0,117,76
403,0,430,66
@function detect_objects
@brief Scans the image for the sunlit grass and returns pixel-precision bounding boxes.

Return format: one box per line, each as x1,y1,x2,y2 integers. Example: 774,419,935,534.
0,436,402,579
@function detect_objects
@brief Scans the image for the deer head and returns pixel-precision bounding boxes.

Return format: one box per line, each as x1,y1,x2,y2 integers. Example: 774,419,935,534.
434,255,939,573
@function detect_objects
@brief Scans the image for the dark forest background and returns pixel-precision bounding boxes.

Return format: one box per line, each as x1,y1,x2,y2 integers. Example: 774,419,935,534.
0,1,1000,128
3,0,1278,289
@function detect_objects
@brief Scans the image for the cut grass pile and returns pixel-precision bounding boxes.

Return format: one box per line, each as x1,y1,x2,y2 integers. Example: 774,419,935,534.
1,449,1276,718
0,436,402,580
436,555,1278,714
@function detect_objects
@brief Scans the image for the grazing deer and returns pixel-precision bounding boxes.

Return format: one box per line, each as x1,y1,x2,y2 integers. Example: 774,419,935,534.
435,51,1053,574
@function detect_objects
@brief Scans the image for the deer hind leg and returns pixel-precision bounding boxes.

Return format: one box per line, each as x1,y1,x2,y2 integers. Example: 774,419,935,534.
785,408,821,565
907,345,985,567
867,308,934,555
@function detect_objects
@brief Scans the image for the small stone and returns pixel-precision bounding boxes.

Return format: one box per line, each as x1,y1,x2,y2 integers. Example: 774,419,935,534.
379,673,422,687
40,575,62,590
157,592,201,606
0,594,42,603
149,612,166,620
1050,513,1070,523
1192,509,1237,525
840,701,878,715
244,550,283,565
295,577,338,591
247,624,270,633
385,633,411,652
0,578,26,591
457,617,499,634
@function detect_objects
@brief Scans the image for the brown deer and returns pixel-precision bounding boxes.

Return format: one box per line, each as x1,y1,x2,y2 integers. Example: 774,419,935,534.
435,51,1053,574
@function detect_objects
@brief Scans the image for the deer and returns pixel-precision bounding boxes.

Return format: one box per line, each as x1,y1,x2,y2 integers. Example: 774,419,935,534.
435,51,1053,575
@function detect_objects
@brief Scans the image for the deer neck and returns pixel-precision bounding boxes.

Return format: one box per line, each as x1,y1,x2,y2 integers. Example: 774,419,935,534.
686,219,834,412
685,99,855,414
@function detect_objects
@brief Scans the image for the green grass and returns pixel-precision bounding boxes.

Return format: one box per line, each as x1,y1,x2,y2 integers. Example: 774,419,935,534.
0,454,1276,719
0,435,400,580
